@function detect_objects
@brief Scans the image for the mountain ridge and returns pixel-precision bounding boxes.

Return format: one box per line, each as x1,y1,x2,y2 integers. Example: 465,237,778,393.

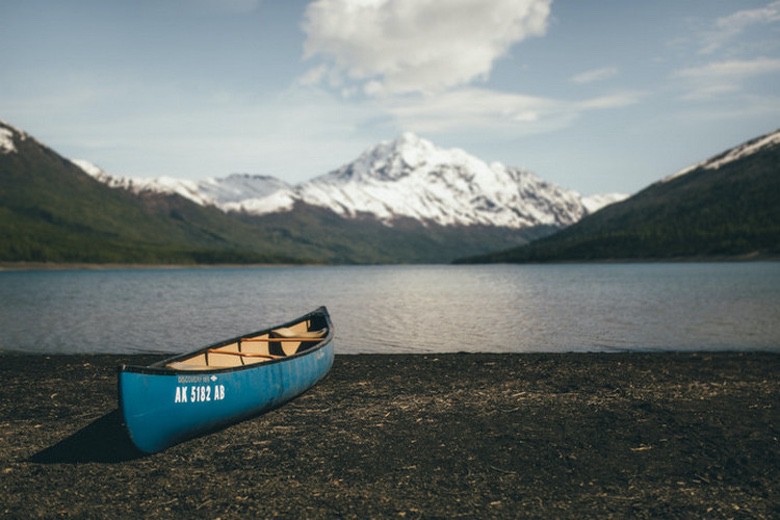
76,132,626,230
457,128,780,263
0,119,552,264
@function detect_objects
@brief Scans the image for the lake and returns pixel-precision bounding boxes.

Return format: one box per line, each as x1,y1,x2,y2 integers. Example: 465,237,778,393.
0,263,778,355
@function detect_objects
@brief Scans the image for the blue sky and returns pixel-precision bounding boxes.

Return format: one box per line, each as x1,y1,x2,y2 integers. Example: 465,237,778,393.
1,0,778,195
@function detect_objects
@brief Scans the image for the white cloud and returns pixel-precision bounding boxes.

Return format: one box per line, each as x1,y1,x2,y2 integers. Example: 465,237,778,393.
675,57,780,101
297,0,641,143
700,1,780,54
677,57,780,79
670,93,780,124
301,0,551,96
384,88,556,133
577,92,644,110
383,87,643,134
571,67,618,85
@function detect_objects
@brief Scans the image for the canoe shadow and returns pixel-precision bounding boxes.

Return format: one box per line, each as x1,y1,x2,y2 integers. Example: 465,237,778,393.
29,409,145,464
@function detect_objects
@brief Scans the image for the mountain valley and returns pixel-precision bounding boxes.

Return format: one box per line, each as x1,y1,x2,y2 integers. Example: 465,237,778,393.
4,117,773,266
2,121,615,264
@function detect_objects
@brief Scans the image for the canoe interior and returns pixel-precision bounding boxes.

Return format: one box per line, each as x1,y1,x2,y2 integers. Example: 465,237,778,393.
118,308,334,453
157,311,330,372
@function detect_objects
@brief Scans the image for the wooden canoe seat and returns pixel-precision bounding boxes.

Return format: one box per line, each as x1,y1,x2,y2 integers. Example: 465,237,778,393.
166,326,328,370
268,327,327,356
271,327,327,339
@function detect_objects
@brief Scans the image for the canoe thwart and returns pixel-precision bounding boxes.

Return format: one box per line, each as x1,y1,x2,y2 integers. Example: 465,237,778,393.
207,349,284,359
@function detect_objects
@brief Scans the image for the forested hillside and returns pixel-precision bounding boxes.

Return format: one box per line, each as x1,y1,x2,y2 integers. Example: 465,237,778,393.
458,131,780,263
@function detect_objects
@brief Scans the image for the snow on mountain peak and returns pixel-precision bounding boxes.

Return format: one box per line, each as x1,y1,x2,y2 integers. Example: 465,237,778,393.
197,173,291,204
0,120,27,154
203,174,294,215
72,159,208,204
581,192,629,213
297,134,600,229
73,132,625,230
72,159,110,182
338,132,433,182
663,129,780,183
0,127,17,154
0,120,32,154
71,159,293,213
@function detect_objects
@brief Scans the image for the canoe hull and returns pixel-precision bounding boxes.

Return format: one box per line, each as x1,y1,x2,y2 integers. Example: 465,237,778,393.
119,309,334,454
119,341,333,453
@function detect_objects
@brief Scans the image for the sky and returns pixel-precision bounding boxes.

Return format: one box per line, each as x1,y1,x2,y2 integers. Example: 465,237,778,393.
1,0,779,195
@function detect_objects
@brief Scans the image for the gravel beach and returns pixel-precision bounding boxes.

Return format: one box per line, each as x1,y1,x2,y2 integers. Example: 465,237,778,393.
0,352,777,519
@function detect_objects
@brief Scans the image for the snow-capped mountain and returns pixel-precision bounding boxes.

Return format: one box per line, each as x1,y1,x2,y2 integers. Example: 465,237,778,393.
662,129,780,183
0,120,29,154
464,128,780,263
294,133,620,228
0,127,17,154
74,160,290,209
78,132,625,230
580,192,627,214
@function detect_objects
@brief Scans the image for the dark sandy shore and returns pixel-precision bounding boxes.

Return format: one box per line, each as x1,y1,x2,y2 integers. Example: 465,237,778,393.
0,353,777,519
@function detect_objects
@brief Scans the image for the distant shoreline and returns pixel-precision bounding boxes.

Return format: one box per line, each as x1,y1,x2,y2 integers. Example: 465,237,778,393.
454,251,780,265
0,262,314,271
1,254,777,271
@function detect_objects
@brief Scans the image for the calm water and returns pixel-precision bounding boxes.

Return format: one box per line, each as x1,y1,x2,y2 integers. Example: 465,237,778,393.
0,263,778,355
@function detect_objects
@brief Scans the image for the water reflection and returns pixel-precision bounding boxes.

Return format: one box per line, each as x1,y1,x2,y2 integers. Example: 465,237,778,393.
0,263,778,354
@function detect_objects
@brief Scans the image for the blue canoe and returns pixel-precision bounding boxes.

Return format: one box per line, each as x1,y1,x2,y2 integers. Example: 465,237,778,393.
118,307,334,453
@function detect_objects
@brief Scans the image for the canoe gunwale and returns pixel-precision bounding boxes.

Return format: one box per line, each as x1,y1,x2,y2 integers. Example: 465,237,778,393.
119,306,333,376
